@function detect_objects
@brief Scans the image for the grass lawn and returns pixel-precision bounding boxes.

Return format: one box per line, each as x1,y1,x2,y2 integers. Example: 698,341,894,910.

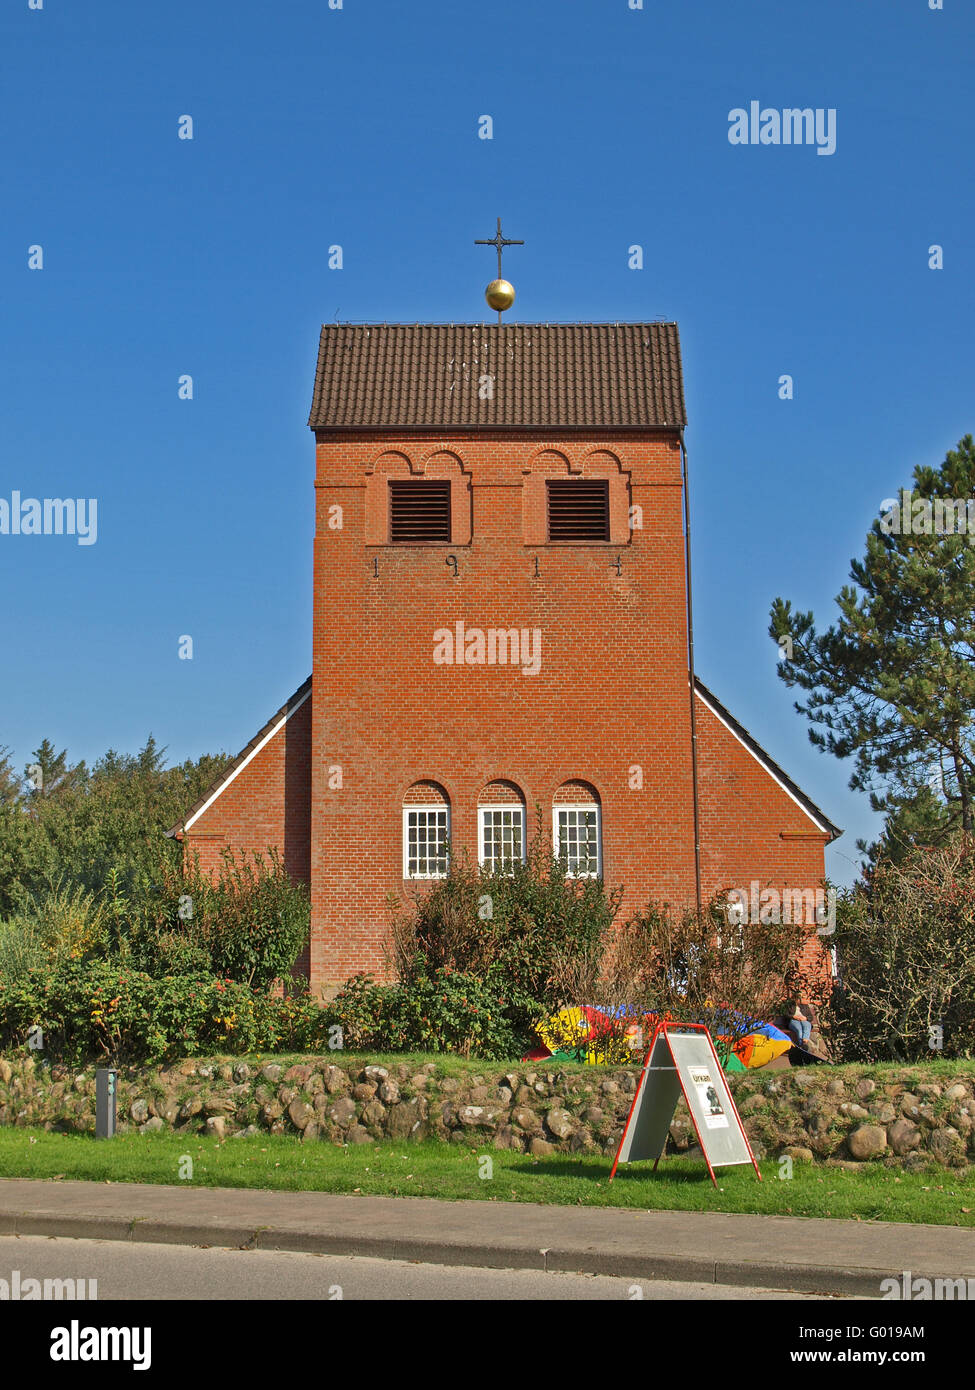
1,1127,973,1226
143,1053,975,1081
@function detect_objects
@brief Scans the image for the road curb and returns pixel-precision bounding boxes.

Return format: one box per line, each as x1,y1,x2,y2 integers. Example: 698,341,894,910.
0,1206,893,1295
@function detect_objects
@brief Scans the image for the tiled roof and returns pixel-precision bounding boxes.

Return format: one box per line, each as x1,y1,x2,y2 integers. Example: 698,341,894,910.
307,323,686,431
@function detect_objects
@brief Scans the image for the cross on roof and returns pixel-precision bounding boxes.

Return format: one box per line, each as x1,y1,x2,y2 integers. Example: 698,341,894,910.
474,217,524,281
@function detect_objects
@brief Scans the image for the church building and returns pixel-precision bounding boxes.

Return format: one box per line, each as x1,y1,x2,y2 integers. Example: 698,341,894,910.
170,272,839,994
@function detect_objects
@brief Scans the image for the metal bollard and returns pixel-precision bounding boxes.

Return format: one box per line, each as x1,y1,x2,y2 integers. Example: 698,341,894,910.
95,1068,117,1139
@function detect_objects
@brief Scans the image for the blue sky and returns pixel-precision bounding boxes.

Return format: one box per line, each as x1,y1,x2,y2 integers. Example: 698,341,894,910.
1,0,971,885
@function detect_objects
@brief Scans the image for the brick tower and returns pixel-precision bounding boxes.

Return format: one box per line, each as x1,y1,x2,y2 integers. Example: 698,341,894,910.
173,321,839,994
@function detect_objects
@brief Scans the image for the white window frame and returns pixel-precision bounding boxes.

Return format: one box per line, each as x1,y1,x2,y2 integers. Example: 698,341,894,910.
478,804,526,872
402,806,450,879
553,803,602,879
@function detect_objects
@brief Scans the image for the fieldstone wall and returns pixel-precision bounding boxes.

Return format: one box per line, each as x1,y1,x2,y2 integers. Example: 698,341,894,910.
1,1054,974,1171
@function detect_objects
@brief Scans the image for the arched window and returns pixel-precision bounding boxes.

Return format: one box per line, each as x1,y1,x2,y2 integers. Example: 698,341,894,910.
402,781,450,879
553,780,602,878
477,780,527,872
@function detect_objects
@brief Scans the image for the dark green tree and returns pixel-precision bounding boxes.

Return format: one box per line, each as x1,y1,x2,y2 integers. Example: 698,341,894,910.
0,736,231,915
857,785,955,878
23,738,81,799
770,434,975,839
0,745,42,915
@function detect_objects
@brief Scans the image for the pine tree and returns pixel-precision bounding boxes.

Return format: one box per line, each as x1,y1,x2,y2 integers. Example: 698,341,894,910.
23,739,82,799
770,434,975,836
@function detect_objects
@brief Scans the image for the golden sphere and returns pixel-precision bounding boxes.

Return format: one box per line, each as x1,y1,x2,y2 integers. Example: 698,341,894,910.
485,278,515,311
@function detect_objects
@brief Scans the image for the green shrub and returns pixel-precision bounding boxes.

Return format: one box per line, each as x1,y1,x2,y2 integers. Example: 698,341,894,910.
390,822,620,1035
0,919,46,982
0,959,524,1064
324,969,525,1059
8,876,109,964
135,848,310,990
0,875,110,988
832,837,975,1061
0,961,281,1064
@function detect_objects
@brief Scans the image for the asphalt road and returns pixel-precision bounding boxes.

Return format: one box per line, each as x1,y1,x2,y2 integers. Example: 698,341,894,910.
0,1235,852,1301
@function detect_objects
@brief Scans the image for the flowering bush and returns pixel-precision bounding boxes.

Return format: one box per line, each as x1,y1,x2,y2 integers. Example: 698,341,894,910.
0,878,109,981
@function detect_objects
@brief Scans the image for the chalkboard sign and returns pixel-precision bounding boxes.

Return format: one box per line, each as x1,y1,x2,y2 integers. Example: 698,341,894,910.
609,1021,761,1186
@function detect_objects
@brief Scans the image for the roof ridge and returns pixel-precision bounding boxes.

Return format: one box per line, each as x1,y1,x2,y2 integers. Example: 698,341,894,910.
167,676,312,837
319,320,679,328
693,676,841,840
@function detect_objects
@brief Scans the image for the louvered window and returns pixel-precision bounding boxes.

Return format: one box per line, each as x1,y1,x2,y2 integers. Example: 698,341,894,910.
547,480,610,541
389,481,451,543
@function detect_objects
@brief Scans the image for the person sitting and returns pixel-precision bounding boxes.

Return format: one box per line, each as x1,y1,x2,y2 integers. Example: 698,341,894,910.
783,999,812,1048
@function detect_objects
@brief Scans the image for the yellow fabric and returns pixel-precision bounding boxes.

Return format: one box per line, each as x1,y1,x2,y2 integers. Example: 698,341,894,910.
731,1032,792,1068
536,1007,643,1065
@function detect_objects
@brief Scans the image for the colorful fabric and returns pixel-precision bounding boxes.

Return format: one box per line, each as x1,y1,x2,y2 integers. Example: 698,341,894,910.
528,1003,792,1070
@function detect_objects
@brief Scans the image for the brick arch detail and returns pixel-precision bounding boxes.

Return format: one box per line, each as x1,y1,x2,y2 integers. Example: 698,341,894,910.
578,445,627,475
417,446,472,478
402,778,452,806
477,777,527,806
552,778,602,805
522,445,575,476
364,448,413,477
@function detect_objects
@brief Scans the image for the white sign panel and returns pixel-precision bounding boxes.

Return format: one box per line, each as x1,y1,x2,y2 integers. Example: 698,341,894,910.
612,1030,681,1168
667,1030,753,1169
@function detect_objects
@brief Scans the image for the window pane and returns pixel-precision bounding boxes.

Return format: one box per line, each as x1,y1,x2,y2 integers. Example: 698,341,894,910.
481,806,524,871
556,806,600,876
405,807,449,877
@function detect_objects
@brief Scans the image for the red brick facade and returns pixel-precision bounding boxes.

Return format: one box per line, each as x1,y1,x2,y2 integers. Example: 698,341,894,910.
178,682,313,979
694,686,836,975
175,326,838,993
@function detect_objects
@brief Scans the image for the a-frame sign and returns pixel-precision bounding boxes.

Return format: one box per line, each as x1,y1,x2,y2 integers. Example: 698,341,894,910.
609,1020,762,1187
